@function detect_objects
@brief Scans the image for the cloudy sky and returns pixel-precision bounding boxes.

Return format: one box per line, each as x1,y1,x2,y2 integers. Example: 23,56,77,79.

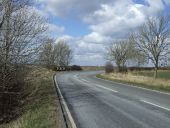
36,0,170,66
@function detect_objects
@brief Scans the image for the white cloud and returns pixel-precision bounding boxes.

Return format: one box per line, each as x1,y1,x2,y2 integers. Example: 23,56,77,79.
55,35,74,43
36,0,170,65
83,32,112,44
74,54,104,66
85,1,163,38
48,23,65,34
37,0,114,17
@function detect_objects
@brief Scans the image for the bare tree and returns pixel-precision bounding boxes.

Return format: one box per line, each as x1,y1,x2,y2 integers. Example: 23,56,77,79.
107,41,130,72
128,35,147,67
39,38,55,67
39,40,73,67
134,14,170,78
107,37,146,72
53,41,73,66
0,0,48,123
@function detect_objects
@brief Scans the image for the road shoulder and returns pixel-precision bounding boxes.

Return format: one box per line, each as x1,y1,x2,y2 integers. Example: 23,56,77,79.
96,73,170,95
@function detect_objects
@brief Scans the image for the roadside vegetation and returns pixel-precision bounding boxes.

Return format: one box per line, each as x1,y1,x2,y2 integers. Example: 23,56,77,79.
132,70,170,80
0,67,65,128
106,13,170,78
97,69,170,92
0,0,73,126
100,13,170,92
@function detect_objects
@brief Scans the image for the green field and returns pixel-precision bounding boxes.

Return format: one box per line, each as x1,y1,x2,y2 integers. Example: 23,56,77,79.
133,70,170,79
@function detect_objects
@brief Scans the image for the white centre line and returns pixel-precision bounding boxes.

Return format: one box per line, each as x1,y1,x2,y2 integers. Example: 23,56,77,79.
80,78,118,93
74,74,79,79
74,74,118,93
141,100,170,111
94,83,118,93
81,79,90,83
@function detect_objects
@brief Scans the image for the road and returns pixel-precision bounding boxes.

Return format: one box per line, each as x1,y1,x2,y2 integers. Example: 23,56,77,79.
55,71,170,128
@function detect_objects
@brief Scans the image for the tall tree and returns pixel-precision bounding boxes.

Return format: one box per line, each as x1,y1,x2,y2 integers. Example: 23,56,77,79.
0,0,48,122
107,37,146,72
134,14,170,78
39,38,55,67
39,40,73,67
53,41,73,66
107,41,130,72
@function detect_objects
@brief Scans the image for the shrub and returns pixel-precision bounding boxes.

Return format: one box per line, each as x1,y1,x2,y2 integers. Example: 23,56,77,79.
105,62,114,73
71,65,82,71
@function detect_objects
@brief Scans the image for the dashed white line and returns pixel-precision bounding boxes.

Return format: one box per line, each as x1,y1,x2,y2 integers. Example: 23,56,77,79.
141,100,170,111
74,74,79,79
81,79,90,83
94,83,118,93
74,75,118,93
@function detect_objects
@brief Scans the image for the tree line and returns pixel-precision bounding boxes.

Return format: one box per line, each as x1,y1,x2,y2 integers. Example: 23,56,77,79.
0,0,73,123
106,13,170,78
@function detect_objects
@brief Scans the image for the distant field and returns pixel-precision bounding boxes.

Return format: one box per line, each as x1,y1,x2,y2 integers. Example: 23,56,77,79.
82,66,104,71
97,70,170,92
133,70,170,79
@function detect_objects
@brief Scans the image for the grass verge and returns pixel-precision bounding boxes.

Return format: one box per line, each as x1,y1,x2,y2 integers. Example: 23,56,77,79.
132,70,170,79
0,67,65,128
96,71,170,93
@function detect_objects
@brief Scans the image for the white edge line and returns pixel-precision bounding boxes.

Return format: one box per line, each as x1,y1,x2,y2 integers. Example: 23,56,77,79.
95,76,170,96
141,100,170,111
55,75,77,128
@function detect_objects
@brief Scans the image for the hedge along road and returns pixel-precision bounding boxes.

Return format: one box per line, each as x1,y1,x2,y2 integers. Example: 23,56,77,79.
55,71,170,128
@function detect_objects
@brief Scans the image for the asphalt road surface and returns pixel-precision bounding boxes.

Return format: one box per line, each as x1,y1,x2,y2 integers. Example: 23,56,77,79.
56,71,170,128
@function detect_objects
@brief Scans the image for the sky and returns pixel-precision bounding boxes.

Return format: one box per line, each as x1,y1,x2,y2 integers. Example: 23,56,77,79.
35,0,170,66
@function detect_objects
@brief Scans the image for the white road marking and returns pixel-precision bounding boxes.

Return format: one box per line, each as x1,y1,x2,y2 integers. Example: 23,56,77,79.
94,83,118,93
74,74,118,93
55,76,77,128
141,100,170,111
81,79,90,83
74,74,79,79
95,76,170,96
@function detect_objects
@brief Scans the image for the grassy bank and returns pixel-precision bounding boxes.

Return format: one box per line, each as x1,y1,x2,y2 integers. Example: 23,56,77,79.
97,70,170,92
0,67,64,128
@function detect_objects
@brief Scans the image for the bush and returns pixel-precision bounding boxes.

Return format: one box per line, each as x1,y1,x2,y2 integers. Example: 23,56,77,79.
118,66,128,73
71,65,82,71
0,65,28,124
105,62,114,73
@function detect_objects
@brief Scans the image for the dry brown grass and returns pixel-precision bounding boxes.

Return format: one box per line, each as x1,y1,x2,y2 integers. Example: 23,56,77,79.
98,71,170,92
105,72,170,87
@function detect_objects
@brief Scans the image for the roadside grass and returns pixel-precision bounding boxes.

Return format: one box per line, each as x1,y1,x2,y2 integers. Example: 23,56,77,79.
97,70,170,93
0,67,64,128
132,70,170,80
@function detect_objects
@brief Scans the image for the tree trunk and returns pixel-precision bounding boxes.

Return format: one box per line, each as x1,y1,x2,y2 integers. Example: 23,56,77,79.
154,59,159,79
154,67,158,79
